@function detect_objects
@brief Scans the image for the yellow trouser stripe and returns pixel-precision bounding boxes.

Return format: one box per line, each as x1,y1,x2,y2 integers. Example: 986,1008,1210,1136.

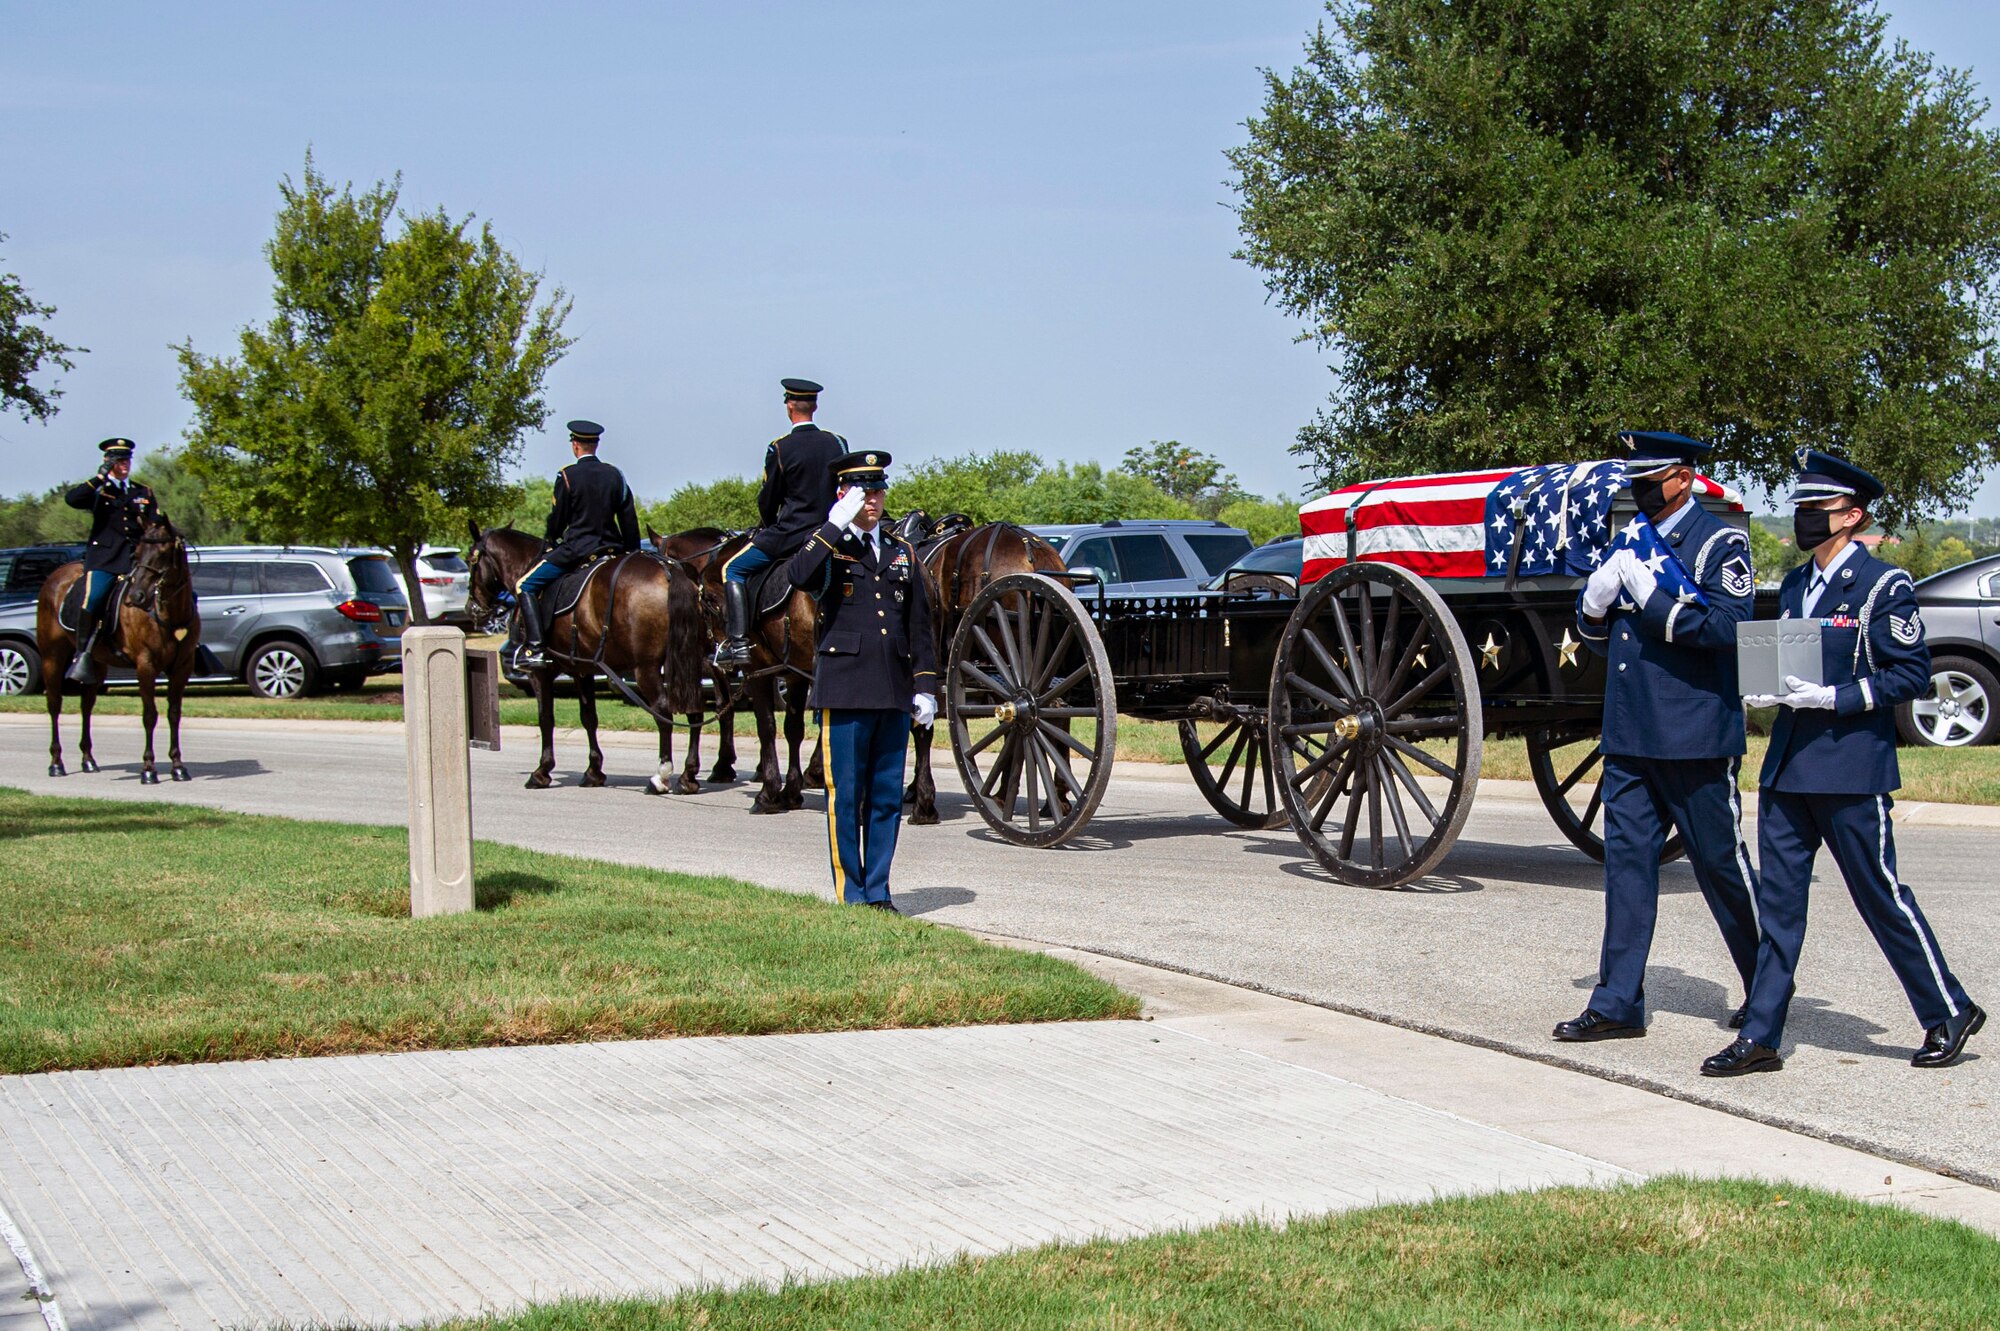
514,559,552,595
821,709,844,904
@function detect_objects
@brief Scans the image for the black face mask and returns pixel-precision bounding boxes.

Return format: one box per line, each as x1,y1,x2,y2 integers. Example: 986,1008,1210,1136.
1793,506,1842,552
1631,475,1672,519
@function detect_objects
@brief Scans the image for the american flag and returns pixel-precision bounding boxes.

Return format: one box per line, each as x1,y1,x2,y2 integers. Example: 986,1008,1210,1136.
1298,461,1738,586
1601,512,1707,613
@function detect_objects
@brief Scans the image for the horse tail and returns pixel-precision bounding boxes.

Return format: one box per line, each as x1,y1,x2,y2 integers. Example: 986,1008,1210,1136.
663,561,705,715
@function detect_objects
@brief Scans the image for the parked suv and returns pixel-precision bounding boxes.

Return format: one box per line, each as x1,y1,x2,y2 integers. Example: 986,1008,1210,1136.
189,546,410,697
1896,552,2000,748
398,545,472,624
0,544,86,611
0,545,86,692
1028,520,1253,596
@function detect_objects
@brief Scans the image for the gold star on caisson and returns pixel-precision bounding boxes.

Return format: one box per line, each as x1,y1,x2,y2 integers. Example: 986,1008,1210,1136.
1479,632,1502,670
1556,628,1580,668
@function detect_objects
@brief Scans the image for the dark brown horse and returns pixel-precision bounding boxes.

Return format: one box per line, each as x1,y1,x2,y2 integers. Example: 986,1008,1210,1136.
647,525,741,787
901,518,1067,824
38,512,201,784
465,523,706,792
695,532,822,814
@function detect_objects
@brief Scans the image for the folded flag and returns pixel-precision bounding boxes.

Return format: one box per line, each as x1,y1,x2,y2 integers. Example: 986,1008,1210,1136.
1599,511,1708,614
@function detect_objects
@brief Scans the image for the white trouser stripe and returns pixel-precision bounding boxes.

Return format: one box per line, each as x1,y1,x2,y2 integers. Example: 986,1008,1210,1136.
1877,795,1956,1018
1728,757,1757,930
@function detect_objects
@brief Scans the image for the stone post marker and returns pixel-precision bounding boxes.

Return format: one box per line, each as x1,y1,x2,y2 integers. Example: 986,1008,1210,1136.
401,627,474,917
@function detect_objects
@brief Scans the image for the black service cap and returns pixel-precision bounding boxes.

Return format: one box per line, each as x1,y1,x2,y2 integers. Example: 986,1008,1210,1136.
567,419,604,441
781,378,823,400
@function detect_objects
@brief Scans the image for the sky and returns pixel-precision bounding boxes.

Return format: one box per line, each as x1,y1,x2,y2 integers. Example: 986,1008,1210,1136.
5,1,1999,517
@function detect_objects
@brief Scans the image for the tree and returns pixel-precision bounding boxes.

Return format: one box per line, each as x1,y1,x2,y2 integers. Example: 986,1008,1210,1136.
888,450,1045,523
1120,442,1251,518
132,448,249,546
1219,495,1303,545
0,233,83,422
1230,1,2000,527
176,157,572,622
642,476,762,535
1014,462,1195,524
1744,519,1805,584
0,486,88,547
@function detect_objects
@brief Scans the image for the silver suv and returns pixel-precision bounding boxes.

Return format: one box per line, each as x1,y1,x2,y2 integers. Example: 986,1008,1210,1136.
0,545,408,697
1028,520,1254,596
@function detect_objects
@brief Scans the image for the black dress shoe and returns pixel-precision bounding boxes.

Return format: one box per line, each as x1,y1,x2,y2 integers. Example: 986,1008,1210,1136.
1728,1004,1748,1030
1701,1038,1783,1077
1912,1003,1986,1069
866,899,901,915
1552,1009,1644,1042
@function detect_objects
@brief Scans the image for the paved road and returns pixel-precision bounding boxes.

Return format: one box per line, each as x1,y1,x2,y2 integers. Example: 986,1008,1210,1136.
3,715,1995,1186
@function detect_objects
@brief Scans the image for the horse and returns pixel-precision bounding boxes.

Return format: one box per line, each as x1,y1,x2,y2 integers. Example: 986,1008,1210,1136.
646,525,742,788
38,512,201,784
898,517,1067,825
694,532,823,814
464,523,706,792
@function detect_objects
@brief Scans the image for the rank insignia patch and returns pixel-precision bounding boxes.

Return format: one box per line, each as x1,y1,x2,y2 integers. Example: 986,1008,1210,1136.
1890,611,1921,645
1720,562,1752,598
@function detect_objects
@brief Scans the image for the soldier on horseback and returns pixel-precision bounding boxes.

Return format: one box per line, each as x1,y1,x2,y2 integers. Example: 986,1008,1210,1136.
714,377,848,669
513,419,640,669
62,437,166,685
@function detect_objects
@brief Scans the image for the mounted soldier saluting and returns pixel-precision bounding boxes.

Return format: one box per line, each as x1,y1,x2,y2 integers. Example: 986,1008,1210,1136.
63,437,167,684
513,419,640,669
714,377,848,668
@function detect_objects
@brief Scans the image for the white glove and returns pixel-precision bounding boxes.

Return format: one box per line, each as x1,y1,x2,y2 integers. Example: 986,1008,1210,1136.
828,487,866,528
1743,693,1782,709
912,693,937,728
1581,551,1625,618
1617,550,1657,609
1774,674,1836,710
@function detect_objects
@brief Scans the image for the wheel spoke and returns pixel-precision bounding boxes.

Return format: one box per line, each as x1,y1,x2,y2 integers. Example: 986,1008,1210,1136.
1368,766,1384,869
1381,734,1459,781
1216,724,1250,793
1381,746,1442,824
962,722,1007,759
1036,717,1096,762
1300,625,1360,700
1581,779,1604,832
1294,735,1353,784
1312,747,1360,832
1034,731,1088,799
1260,732,1279,814
1039,706,1100,719
970,623,1019,689
1374,754,1412,861
1378,620,1430,706
1356,580,1379,692
1279,719,1347,739
1326,588,1366,697
1283,671,1352,716
957,659,1016,704
1554,744,1603,798
992,595,1029,683
1238,731,1260,810
1033,623,1075,693
1382,715,1460,736
1199,717,1244,762
1374,587,1403,694
1383,663,1449,719
1024,725,1042,833
1039,664,1092,706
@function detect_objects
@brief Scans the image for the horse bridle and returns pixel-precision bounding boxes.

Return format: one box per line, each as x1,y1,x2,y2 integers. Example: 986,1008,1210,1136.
125,527,190,617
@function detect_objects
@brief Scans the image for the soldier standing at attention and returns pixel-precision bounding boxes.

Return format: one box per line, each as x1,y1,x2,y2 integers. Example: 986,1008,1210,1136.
1555,430,1762,1044
715,377,847,668
63,437,165,684
787,451,938,911
512,419,639,669
1705,451,1983,1076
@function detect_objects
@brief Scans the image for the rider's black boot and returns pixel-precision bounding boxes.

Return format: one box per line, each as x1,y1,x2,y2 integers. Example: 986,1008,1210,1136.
715,581,753,668
66,609,102,685
514,596,550,670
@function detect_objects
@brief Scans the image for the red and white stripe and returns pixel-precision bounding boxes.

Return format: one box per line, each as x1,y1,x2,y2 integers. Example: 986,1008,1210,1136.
1297,465,1741,586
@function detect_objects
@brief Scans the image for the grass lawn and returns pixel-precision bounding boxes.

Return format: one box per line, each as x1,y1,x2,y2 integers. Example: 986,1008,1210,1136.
9,681,1997,804
0,787,1135,1074
397,1178,1998,1330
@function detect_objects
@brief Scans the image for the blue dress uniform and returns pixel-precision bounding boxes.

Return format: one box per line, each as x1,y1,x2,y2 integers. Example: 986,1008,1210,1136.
63,438,165,683
1559,431,1761,1040
787,451,939,908
1718,451,1983,1073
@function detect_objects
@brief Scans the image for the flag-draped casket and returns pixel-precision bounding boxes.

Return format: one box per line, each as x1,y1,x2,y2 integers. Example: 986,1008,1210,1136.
1297,461,1743,588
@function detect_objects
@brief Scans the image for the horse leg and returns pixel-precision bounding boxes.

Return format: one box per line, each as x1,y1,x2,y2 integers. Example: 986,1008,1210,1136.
803,726,825,791
45,665,65,777
77,681,100,774
577,671,606,787
526,672,556,788
169,670,191,781
749,681,786,814
137,670,160,784
906,721,940,825
710,699,739,783
679,711,705,791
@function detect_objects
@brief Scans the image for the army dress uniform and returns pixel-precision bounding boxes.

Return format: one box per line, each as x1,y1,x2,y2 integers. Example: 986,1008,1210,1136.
514,420,639,665
62,437,165,683
786,451,938,909
1559,431,1761,1042
1713,451,1983,1075
718,378,848,666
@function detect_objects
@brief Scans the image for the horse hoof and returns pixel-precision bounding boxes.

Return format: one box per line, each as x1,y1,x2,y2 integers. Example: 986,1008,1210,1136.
675,776,701,795
645,774,671,796
139,770,160,786
709,766,737,784
524,774,552,790
47,764,64,778
580,772,607,789
909,809,940,827
80,757,100,774
750,800,784,815
785,793,806,811
171,766,192,783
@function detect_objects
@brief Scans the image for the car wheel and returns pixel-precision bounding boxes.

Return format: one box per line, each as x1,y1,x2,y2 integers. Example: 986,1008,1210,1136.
1896,656,1999,748
246,641,319,700
0,641,42,696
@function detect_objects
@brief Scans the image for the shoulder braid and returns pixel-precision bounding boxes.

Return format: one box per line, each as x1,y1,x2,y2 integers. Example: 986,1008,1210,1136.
1854,565,1913,674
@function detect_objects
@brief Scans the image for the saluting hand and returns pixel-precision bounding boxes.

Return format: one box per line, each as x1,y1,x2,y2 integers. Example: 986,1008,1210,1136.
828,486,867,528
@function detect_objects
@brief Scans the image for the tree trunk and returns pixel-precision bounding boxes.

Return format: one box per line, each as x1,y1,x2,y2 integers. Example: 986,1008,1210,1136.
394,544,433,626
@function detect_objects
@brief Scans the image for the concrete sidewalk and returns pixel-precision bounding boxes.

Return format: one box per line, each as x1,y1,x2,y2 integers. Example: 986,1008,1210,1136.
1,947,1995,1330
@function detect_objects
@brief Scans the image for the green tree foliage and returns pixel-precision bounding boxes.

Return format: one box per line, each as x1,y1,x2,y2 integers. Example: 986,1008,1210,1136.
0,487,88,547
641,476,763,536
1230,1,2000,526
1014,462,1196,524
1220,495,1303,545
0,233,82,423
1880,529,1979,579
888,451,1046,523
1120,441,1251,518
176,157,572,621
1745,519,1806,584
131,448,249,546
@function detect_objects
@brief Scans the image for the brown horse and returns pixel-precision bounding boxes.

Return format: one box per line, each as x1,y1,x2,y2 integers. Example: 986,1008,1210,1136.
647,525,741,787
38,512,201,784
901,518,1067,824
696,532,822,814
465,523,705,792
